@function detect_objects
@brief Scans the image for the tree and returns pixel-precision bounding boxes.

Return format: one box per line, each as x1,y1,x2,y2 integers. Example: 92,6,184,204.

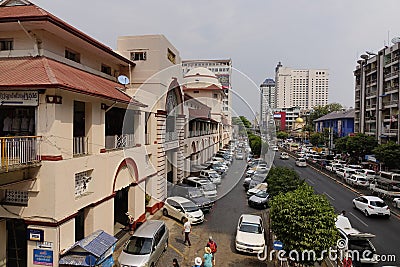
248,134,261,156
266,167,304,198
239,116,252,128
309,103,343,124
309,132,325,147
276,131,289,140
373,142,400,170
334,136,349,153
345,133,377,160
270,184,339,266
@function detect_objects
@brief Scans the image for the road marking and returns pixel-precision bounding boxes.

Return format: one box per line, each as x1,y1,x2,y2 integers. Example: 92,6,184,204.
168,243,185,257
323,192,335,200
307,179,315,185
349,211,369,227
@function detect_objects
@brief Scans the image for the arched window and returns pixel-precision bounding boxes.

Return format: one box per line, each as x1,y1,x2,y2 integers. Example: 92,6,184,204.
165,89,178,139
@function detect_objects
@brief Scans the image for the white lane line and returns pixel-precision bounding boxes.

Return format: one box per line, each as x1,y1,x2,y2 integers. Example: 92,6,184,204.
307,179,315,185
323,192,335,201
349,212,369,227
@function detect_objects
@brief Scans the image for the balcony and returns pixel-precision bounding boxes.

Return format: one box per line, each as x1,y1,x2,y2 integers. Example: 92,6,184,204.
73,136,88,156
0,136,41,172
365,104,376,110
384,84,399,93
382,100,399,108
382,128,398,136
384,71,399,79
366,91,376,98
105,134,135,150
366,79,377,86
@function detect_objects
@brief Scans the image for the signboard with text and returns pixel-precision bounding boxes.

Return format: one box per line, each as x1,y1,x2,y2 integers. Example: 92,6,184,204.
0,90,39,106
33,249,53,266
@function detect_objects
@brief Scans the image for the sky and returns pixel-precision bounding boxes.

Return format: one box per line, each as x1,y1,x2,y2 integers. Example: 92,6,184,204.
30,0,400,118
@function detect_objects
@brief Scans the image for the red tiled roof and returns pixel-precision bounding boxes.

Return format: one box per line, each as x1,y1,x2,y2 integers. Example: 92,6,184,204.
0,57,146,107
0,4,133,65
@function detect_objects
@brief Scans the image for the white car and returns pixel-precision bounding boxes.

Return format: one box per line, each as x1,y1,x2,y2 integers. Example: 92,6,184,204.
163,196,204,224
346,174,369,188
279,152,289,160
272,146,278,151
326,163,342,172
356,169,376,181
295,158,307,167
235,214,265,254
352,196,390,218
246,182,268,198
393,198,400,209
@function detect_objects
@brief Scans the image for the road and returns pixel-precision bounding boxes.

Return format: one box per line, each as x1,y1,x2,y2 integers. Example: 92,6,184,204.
155,158,269,267
274,155,400,266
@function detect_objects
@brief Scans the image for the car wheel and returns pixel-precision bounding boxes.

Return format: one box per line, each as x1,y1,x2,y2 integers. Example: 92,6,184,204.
162,209,168,216
364,210,369,217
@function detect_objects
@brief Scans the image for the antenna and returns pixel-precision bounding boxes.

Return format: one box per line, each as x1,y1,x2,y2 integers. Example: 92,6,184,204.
117,75,130,88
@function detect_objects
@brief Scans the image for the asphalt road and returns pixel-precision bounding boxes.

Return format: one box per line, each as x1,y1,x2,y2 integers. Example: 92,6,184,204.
274,155,400,266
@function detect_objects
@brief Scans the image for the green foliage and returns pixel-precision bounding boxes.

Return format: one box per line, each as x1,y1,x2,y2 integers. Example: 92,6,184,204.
239,116,252,128
309,103,343,124
373,142,400,170
232,117,247,135
267,167,304,198
276,131,289,140
248,133,261,156
309,132,325,146
334,133,377,159
270,184,339,266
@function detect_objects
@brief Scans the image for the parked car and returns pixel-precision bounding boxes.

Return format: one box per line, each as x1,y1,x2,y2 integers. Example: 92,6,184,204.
279,152,289,160
393,197,400,209
346,174,369,188
336,167,357,180
248,191,270,209
326,163,343,172
163,196,204,224
236,153,244,160
168,183,213,212
295,157,307,167
199,170,222,185
118,220,169,267
356,169,376,181
246,182,268,198
352,196,390,218
183,177,218,200
235,214,265,254
272,146,279,151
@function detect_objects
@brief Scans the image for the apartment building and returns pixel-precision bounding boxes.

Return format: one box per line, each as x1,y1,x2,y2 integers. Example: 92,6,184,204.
273,106,301,131
275,62,329,110
354,43,400,143
260,78,276,129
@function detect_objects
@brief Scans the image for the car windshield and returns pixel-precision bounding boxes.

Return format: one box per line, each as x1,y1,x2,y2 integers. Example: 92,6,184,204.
182,201,199,212
370,201,386,207
188,190,203,198
209,173,219,178
123,236,152,255
239,222,262,234
255,191,269,198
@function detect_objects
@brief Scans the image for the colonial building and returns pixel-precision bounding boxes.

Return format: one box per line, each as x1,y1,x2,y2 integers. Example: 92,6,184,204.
314,109,355,138
0,2,166,267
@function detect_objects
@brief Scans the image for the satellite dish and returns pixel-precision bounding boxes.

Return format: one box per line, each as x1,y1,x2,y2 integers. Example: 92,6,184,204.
117,75,130,85
391,37,400,44
360,54,369,60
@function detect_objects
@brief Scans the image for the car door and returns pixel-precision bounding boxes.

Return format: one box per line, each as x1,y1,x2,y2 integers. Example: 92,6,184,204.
355,197,366,210
168,200,182,220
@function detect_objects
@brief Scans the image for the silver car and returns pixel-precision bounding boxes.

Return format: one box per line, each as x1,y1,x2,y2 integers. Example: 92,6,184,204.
118,220,169,267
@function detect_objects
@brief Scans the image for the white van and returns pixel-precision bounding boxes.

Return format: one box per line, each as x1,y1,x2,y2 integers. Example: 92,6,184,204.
379,171,400,182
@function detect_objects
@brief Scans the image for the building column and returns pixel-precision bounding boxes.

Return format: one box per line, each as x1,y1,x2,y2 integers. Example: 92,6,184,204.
155,110,167,202
176,115,186,182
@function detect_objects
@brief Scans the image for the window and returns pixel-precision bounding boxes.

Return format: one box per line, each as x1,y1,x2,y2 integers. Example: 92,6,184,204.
65,49,80,63
131,51,147,61
101,64,112,75
213,93,218,99
193,90,199,93
167,48,176,64
0,39,13,51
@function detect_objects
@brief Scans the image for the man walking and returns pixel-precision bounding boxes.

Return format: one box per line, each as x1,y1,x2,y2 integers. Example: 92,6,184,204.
206,236,217,264
182,218,191,247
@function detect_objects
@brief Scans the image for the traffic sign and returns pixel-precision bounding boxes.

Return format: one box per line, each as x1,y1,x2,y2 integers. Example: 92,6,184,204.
273,240,284,250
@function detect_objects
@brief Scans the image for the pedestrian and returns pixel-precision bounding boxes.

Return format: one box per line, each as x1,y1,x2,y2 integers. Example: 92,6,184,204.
193,257,202,267
340,210,346,217
206,236,217,264
203,246,213,267
172,258,180,267
182,217,191,247
125,212,134,235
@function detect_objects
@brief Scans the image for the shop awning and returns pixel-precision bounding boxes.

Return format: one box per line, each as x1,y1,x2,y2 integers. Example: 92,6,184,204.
59,230,117,266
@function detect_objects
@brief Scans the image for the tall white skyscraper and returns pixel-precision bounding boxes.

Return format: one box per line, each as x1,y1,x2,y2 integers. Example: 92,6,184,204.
275,62,329,110
260,78,276,127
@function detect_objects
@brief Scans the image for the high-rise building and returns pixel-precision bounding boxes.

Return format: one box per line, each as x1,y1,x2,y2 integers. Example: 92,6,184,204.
275,62,329,110
354,43,400,143
259,78,276,128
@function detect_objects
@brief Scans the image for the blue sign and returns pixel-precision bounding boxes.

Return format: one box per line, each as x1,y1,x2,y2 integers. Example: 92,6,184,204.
33,249,53,266
273,240,284,250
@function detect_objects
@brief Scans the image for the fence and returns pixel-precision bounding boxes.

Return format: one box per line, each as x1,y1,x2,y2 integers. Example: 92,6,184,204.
0,136,41,171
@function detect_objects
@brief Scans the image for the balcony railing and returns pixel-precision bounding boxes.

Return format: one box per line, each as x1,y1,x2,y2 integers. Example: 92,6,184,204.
384,84,399,93
0,136,41,171
383,100,399,106
165,131,178,142
382,128,398,135
73,136,88,156
105,134,135,150
385,71,399,79
188,130,216,137
365,104,377,110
